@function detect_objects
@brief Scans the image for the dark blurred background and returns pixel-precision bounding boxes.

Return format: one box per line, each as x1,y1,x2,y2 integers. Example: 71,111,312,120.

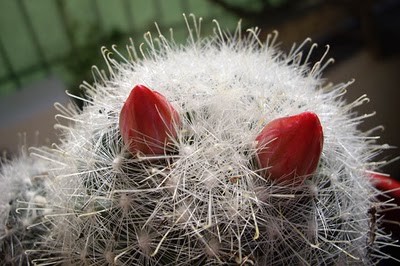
0,0,399,263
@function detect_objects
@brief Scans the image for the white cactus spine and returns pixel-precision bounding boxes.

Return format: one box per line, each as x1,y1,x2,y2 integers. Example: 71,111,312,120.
1,15,395,265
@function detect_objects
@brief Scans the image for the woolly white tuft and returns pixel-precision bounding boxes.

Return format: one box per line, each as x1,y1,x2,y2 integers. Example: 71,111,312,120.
29,15,397,265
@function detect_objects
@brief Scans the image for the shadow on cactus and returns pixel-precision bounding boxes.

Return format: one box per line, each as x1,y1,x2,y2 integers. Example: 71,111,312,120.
2,14,400,265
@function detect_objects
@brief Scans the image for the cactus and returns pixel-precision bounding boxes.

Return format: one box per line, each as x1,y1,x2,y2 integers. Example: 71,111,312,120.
0,146,51,265
1,15,399,265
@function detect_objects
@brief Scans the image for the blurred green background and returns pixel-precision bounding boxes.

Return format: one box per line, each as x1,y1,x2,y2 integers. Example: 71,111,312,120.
0,0,245,96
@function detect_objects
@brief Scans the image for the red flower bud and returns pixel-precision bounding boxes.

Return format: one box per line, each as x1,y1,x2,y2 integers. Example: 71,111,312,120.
119,84,181,155
256,112,323,184
369,172,400,239
369,172,400,199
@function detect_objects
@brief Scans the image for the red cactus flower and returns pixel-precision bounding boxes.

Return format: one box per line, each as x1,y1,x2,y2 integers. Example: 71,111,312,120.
256,112,323,184
119,84,181,155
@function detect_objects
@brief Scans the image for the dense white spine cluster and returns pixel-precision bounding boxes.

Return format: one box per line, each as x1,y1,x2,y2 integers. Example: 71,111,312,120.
1,15,397,265
0,146,51,265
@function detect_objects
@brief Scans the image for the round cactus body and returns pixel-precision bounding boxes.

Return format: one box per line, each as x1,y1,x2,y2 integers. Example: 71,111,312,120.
20,15,399,265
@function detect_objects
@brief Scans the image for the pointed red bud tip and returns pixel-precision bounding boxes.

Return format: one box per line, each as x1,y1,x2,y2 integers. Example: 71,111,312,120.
256,112,323,184
119,84,181,155
369,172,400,200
